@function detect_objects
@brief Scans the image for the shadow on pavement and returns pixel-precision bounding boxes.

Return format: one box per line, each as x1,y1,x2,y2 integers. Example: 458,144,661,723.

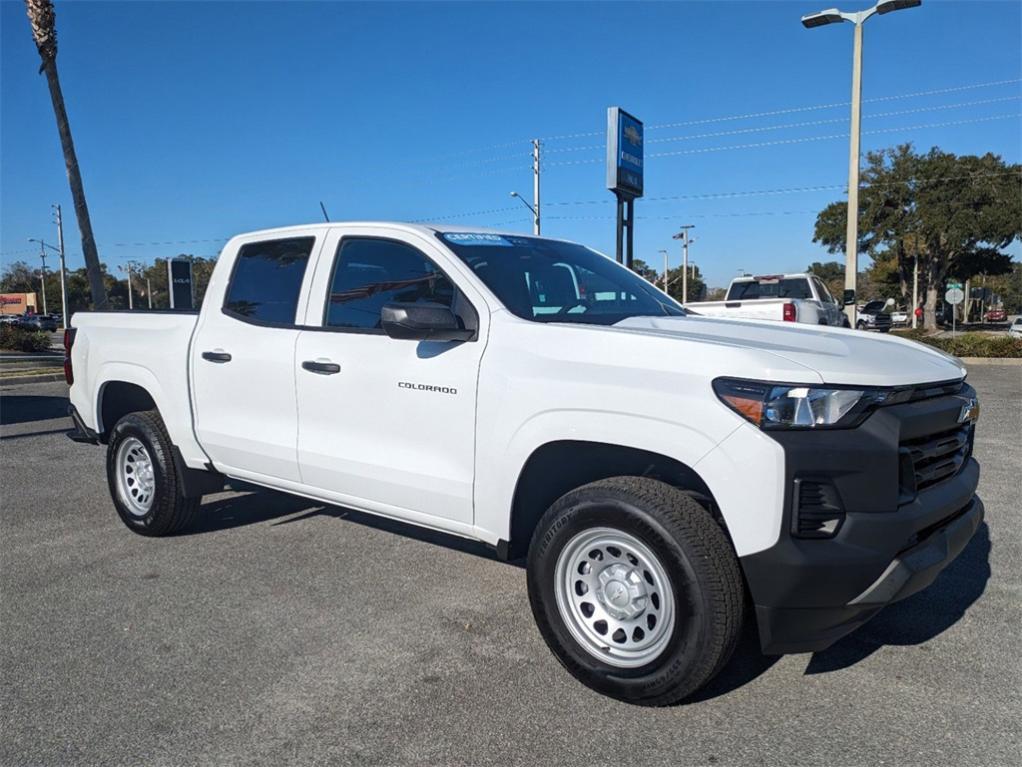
805,520,991,674
182,489,509,564
0,394,69,426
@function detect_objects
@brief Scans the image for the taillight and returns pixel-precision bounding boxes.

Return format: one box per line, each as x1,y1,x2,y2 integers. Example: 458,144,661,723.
782,302,797,322
63,328,76,385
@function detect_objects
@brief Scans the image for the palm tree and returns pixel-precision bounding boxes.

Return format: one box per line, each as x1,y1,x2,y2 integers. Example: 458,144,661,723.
25,0,108,309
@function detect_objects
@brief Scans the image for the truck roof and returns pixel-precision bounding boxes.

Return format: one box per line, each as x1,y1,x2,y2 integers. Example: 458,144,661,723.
229,221,536,240
731,273,813,283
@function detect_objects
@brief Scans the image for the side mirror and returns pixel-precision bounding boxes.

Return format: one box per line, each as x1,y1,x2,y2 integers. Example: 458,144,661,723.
381,302,474,342
843,289,856,306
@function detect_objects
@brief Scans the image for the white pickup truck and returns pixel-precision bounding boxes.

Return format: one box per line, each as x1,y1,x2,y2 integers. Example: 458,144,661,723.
67,223,983,705
692,273,849,327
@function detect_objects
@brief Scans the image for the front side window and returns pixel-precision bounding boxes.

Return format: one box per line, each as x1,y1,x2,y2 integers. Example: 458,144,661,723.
325,238,455,330
223,237,314,324
439,232,682,325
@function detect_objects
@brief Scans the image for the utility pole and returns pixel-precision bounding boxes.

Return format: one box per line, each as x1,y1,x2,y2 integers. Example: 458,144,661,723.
672,226,695,305
532,139,541,236
146,276,153,309
53,205,68,328
912,257,919,329
36,241,49,315
659,249,670,291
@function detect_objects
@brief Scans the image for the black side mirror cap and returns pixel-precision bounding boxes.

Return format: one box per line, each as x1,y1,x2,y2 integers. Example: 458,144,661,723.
843,289,856,306
381,302,474,342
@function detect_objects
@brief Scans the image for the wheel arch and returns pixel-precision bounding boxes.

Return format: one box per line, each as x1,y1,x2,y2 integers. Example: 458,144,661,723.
97,380,158,442
503,440,728,561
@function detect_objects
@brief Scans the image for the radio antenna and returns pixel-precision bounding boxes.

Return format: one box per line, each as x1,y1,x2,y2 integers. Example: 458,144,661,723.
319,201,330,222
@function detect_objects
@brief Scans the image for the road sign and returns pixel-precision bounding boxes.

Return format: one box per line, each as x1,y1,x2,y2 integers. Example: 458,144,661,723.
606,107,643,199
945,287,965,305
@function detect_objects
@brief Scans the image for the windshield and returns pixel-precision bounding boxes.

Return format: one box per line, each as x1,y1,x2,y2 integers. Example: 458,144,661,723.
863,301,887,313
726,278,812,300
439,232,684,325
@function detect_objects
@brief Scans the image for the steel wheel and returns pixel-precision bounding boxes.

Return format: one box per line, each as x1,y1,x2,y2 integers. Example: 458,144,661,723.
553,527,675,669
114,436,156,517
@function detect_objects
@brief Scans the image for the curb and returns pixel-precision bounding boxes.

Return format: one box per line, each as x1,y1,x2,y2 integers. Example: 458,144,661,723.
0,372,67,387
960,357,1022,366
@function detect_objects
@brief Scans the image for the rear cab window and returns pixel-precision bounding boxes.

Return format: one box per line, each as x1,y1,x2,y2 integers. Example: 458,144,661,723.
726,277,812,301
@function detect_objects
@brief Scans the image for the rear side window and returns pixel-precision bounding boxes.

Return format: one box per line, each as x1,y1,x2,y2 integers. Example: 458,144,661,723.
223,237,315,324
325,238,455,331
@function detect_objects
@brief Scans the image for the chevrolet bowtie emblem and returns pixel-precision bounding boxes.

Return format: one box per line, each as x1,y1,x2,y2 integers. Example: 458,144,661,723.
958,397,980,424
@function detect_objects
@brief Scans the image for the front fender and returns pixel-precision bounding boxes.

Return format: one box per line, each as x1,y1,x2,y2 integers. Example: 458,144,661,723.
473,407,735,544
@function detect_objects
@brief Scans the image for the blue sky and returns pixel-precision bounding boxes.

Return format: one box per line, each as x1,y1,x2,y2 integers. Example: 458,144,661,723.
2,0,1020,288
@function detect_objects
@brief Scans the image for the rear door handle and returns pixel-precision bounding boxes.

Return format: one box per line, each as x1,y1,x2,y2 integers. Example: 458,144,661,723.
201,350,232,363
302,360,341,375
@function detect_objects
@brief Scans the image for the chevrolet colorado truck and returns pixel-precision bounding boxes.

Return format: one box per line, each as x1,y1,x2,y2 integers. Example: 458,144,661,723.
66,223,983,705
692,272,849,327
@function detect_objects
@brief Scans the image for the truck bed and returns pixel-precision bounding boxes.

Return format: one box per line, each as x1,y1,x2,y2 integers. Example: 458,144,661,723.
68,310,205,465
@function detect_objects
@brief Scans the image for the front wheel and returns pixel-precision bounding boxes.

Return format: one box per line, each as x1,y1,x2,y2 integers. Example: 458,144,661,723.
527,477,745,706
106,410,198,536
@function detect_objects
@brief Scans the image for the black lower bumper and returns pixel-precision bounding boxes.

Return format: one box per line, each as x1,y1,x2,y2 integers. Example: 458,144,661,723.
740,383,984,655
750,494,983,654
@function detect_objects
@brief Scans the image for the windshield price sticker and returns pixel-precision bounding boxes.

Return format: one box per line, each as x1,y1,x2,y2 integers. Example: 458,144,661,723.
442,233,513,247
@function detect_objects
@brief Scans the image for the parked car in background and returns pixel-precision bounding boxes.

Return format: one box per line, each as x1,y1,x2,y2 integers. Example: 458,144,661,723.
689,273,848,327
856,301,893,332
1008,317,1022,339
17,314,58,332
984,307,1007,323
0,314,20,325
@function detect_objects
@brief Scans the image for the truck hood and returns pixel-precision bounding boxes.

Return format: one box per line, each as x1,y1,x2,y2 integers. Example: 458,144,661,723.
613,315,966,387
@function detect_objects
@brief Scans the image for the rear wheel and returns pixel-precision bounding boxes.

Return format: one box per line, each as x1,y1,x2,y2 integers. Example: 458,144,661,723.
856,320,867,330
527,477,745,706
106,410,198,536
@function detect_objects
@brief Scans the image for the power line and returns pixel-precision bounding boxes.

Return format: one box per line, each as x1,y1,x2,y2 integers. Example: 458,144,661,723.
645,77,1022,130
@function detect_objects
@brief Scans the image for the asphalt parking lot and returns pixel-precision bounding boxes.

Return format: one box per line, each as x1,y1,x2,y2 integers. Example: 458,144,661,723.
1,368,1020,767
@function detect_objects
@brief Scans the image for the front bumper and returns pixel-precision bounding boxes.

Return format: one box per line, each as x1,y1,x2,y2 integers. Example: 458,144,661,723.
739,383,983,654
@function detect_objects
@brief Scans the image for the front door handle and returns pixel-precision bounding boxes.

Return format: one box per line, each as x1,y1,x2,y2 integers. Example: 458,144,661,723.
302,360,341,375
202,350,232,363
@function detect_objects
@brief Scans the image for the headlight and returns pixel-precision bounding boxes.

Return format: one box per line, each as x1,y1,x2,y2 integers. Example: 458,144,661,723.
712,378,890,429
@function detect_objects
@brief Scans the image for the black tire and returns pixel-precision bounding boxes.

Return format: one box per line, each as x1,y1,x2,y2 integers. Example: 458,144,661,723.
106,410,199,536
842,317,851,328
527,477,745,706
856,320,866,330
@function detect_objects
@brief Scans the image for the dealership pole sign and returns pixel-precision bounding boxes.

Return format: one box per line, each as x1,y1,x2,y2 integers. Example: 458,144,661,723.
168,258,194,310
606,107,643,269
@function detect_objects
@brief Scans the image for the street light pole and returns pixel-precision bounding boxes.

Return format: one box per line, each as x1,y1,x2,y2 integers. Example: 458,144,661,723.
658,249,670,291
36,240,49,315
801,0,922,326
845,18,864,327
510,190,539,236
672,226,695,305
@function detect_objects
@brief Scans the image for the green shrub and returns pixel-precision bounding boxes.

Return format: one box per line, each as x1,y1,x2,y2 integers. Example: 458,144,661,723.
893,329,1022,358
0,325,53,352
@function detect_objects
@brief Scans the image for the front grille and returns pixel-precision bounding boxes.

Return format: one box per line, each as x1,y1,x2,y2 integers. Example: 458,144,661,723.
873,314,892,329
899,424,974,496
